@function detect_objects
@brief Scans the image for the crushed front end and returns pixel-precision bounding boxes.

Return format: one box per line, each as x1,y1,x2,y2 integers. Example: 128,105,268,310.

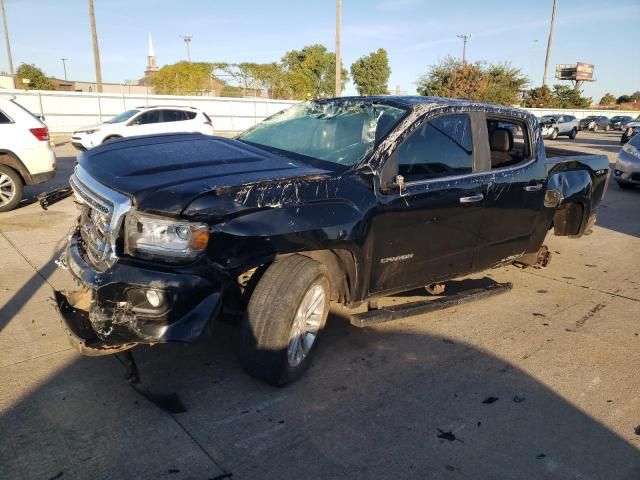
55,165,226,355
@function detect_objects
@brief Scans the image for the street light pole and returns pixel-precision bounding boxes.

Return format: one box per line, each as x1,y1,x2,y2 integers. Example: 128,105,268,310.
180,34,192,62
542,0,558,87
335,0,342,97
0,0,14,77
88,0,103,92
457,34,471,67
61,58,68,80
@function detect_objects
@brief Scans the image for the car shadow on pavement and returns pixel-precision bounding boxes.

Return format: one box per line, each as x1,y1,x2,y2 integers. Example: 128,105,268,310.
1,307,639,479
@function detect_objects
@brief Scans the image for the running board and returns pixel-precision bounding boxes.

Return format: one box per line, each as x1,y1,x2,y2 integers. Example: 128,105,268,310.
350,282,512,328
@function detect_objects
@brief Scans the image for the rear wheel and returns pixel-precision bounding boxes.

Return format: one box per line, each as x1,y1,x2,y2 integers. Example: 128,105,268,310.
0,165,23,212
569,128,577,139
240,255,330,386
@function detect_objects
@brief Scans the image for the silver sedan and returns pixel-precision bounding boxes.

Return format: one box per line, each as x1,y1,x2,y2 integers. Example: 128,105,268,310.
614,133,640,189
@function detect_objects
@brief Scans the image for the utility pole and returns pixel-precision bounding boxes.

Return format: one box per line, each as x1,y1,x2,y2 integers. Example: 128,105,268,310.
457,34,471,67
88,0,103,92
61,58,68,80
542,0,558,87
335,0,341,97
0,0,14,77
180,34,192,62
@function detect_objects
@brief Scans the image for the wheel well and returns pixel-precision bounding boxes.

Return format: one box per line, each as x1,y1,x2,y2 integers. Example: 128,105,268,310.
0,151,28,184
236,249,357,305
552,202,584,236
102,135,122,143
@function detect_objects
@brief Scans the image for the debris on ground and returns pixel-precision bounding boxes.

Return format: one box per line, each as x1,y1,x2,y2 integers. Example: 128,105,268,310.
482,396,499,404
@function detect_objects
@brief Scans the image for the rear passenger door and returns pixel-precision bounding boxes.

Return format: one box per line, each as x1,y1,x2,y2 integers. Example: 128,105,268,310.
157,109,194,134
474,115,547,269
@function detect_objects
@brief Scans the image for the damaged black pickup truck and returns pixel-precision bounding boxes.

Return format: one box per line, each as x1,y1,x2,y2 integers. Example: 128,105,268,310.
55,96,609,386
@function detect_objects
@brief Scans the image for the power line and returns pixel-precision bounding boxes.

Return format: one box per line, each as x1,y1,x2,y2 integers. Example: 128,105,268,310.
335,0,342,97
542,0,558,87
0,0,14,76
457,34,471,67
88,0,103,92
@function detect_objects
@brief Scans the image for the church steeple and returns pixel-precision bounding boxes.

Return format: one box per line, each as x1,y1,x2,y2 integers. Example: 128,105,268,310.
145,33,159,77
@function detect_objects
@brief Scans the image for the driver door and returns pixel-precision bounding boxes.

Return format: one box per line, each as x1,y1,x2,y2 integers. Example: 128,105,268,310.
368,112,487,295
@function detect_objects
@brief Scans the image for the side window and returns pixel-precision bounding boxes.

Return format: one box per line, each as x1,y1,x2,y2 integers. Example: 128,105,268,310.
396,114,473,181
136,111,161,125
185,111,197,120
161,110,187,122
487,117,531,169
0,110,11,124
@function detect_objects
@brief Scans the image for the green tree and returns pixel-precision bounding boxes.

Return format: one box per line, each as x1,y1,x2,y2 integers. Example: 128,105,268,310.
616,94,631,104
281,44,348,99
149,61,214,95
631,91,640,102
416,57,526,105
522,85,556,108
551,84,591,108
350,48,391,96
247,62,291,99
599,93,616,105
15,63,54,90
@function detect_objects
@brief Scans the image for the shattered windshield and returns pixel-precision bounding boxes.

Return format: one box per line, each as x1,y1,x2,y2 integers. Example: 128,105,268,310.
238,100,406,166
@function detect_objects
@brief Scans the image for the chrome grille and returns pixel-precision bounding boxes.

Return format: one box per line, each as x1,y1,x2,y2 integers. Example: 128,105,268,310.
70,165,131,270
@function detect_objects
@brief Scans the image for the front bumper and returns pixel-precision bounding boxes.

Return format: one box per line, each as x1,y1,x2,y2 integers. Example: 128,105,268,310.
613,150,640,185
55,231,227,355
70,135,93,151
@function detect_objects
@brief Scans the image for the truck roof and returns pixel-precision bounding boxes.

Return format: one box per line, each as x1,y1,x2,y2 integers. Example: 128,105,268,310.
324,95,532,118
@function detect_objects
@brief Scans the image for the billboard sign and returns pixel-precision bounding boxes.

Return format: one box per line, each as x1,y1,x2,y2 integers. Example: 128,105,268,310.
555,63,594,81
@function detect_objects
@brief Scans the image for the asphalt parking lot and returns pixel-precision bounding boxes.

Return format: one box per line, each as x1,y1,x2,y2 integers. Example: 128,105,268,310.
1,130,639,479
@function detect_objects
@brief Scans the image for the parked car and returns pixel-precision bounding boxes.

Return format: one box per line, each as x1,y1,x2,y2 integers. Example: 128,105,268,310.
71,106,214,150
613,133,640,189
0,95,56,212
55,97,609,386
540,114,579,139
609,115,633,131
621,115,640,144
579,115,610,131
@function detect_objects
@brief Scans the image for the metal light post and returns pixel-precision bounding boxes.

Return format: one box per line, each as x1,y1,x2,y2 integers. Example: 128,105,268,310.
180,34,192,62
335,0,342,97
61,58,68,80
543,0,558,87
0,0,14,77
457,34,471,67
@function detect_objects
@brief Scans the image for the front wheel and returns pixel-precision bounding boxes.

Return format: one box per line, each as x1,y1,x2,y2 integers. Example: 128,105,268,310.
605,125,610,131
569,128,577,139
240,255,330,386
593,124,598,132
617,181,633,190
0,165,24,212
550,128,558,140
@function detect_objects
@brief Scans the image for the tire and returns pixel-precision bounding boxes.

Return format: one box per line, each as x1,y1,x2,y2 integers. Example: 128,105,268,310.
0,165,24,212
605,125,610,131
593,125,598,132
240,255,330,386
550,128,558,140
617,181,633,190
569,128,577,139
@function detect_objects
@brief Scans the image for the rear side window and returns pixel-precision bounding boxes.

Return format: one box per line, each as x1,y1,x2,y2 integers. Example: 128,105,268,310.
486,117,531,169
136,111,161,124
161,110,187,122
396,113,473,181
0,110,11,124
185,111,197,120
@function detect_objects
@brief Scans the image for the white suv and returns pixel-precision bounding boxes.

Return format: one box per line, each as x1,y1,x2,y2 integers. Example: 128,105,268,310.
0,95,57,212
71,106,214,150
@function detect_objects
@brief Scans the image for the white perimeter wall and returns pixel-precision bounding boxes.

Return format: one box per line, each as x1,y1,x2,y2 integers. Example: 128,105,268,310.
2,89,638,134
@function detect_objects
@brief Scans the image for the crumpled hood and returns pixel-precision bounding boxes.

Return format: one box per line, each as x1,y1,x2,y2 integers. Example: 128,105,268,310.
78,133,331,214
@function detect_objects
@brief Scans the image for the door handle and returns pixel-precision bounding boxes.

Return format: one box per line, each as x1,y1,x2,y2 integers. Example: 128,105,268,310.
524,184,544,192
459,194,484,203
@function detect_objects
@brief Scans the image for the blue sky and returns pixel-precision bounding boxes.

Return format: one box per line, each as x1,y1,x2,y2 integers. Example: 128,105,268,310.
1,0,639,101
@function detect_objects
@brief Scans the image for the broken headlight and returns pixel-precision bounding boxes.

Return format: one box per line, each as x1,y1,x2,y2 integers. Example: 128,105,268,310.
125,209,209,260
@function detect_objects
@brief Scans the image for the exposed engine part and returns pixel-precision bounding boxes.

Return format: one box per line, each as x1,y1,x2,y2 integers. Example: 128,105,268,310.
425,283,446,295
